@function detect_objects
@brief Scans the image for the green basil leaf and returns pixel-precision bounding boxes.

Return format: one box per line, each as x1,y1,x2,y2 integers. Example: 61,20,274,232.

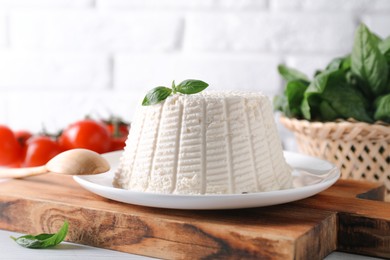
142,86,172,106
301,69,343,120
285,80,309,117
379,36,390,66
341,55,352,70
277,64,310,83
374,94,390,122
326,55,352,72
314,70,322,77
351,23,388,96
319,100,339,121
321,83,373,123
326,57,345,71
11,221,69,249
273,95,290,116
175,79,209,94
371,32,383,46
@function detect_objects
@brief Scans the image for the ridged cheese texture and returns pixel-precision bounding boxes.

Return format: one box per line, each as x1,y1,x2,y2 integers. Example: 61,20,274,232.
113,91,292,195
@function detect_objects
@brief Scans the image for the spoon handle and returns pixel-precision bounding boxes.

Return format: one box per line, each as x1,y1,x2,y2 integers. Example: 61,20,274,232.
0,165,48,179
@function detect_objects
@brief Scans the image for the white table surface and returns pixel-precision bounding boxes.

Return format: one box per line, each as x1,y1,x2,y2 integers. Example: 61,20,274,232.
0,229,382,260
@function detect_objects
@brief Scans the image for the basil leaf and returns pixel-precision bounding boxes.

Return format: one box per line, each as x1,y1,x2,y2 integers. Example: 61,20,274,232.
142,86,172,106
371,33,383,46
341,55,352,70
301,69,343,120
351,23,388,96
326,57,345,71
379,36,390,62
273,95,292,117
277,64,310,83
285,80,309,117
319,100,339,121
321,83,373,123
175,79,209,94
374,94,390,122
326,55,351,71
11,221,69,249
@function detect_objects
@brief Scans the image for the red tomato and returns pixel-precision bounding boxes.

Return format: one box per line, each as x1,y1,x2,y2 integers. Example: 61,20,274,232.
59,119,111,154
23,136,62,167
105,120,130,151
13,130,33,167
106,123,129,137
0,125,22,166
14,130,33,147
110,136,127,151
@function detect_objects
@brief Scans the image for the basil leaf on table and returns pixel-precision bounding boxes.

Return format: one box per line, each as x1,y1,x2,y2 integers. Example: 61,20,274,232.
277,64,310,83
142,86,172,106
174,79,209,94
351,23,389,96
374,94,390,122
11,221,69,249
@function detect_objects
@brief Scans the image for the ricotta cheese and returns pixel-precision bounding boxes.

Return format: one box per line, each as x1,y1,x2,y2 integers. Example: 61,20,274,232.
113,91,292,194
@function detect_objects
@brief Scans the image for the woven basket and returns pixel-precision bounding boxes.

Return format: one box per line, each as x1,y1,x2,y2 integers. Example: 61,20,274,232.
280,116,390,193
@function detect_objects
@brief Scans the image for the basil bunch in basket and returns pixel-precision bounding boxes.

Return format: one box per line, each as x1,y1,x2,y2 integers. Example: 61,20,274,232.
274,23,390,124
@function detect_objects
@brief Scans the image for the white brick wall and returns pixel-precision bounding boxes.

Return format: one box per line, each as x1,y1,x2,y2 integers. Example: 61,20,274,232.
10,10,183,51
0,0,94,8
115,53,282,95
271,0,390,11
97,0,268,10
0,0,388,137
0,51,110,89
185,13,271,52
185,13,355,54
269,14,355,53
0,12,6,48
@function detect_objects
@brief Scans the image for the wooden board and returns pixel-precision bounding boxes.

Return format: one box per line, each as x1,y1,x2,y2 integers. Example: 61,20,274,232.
0,175,389,259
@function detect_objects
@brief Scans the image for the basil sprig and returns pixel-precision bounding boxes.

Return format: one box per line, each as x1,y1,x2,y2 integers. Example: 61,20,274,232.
142,79,209,106
142,86,172,106
11,221,69,249
274,23,390,123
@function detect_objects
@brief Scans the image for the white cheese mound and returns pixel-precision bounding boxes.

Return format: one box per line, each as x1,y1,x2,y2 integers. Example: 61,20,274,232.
113,91,292,194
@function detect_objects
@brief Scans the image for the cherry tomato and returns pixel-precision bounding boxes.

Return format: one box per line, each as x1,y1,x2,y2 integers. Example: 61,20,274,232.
14,130,33,147
106,123,129,137
0,125,22,166
23,136,62,167
110,136,128,151
12,130,33,167
104,119,130,151
59,119,111,154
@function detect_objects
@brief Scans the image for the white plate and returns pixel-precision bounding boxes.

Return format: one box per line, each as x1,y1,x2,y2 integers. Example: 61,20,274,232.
73,151,340,210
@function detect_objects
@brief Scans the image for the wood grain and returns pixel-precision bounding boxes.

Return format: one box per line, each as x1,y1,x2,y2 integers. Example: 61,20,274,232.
0,175,388,259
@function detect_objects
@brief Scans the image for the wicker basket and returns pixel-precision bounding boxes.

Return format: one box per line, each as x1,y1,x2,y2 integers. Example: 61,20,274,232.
280,116,390,193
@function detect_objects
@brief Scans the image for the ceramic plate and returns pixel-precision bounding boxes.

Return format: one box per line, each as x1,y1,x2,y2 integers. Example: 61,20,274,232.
73,151,340,210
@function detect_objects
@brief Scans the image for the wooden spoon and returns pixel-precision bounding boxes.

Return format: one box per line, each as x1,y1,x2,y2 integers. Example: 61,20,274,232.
0,148,111,179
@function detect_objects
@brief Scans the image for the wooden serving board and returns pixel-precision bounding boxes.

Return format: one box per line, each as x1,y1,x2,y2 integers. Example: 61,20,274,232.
0,175,389,260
